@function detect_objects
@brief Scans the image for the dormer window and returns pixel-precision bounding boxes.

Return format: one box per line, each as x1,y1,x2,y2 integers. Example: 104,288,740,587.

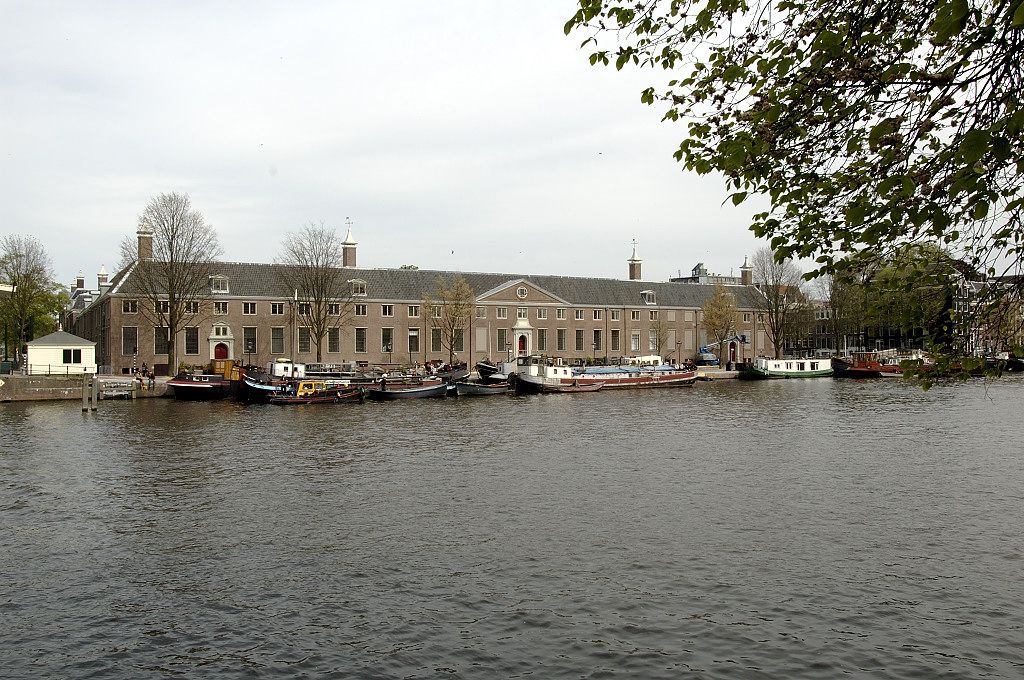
349,279,367,296
210,275,229,293
641,290,656,305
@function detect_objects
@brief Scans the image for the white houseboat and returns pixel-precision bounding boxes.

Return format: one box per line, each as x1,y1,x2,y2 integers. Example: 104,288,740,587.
507,355,698,394
739,356,834,379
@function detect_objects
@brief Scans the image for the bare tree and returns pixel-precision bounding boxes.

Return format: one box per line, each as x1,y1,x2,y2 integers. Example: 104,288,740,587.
815,272,865,355
277,222,353,363
119,192,222,374
652,310,670,361
0,235,55,354
423,275,474,367
701,284,738,365
783,299,816,356
751,247,804,359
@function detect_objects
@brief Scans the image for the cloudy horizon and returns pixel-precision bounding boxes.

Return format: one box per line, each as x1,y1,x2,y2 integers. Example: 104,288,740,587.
2,1,766,290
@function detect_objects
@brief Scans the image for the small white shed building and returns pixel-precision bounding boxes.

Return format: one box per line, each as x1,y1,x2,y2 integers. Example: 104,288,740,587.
26,331,97,375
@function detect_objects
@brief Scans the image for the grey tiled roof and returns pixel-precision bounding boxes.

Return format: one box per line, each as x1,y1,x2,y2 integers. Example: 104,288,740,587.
27,330,95,347
104,261,765,309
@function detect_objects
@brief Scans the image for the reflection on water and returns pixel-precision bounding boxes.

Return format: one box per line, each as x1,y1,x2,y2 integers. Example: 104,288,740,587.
2,378,1023,678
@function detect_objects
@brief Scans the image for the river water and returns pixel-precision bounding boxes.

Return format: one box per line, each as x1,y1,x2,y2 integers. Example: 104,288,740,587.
2,377,1022,678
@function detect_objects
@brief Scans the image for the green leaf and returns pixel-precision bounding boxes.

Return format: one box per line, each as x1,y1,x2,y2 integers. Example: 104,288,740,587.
930,0,970,44
877,176,903,195
992,135,1011,161
846,202,868,226
731,191,748,205
813,30,841,52
1014,1,1024,26
722,64,745,82
972,202,989,219
869,118,896,149
900,177,916,197
959,129,991,164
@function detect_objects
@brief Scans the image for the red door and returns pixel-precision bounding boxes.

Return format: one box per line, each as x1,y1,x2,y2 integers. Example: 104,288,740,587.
518,335,527,355
214,343,229,360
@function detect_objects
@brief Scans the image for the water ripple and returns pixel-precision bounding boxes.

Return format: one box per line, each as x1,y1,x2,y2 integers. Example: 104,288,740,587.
1,379,1023,678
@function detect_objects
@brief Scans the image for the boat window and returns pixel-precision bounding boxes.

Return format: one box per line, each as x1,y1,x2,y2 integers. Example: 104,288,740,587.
797,363,805,370
810,362,817,370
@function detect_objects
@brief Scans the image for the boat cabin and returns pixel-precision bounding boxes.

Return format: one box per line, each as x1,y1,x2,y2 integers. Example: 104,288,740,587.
293,380,328,397
753,356,833,377
514,355,574,381
269,359,305,379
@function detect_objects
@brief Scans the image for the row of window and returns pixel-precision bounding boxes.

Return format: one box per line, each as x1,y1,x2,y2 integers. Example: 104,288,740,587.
121,299,752,324
208,277,372,297
208,278,667,307
122,325,670,357
123,326,453,357
123,300,346,316
481,307,668,321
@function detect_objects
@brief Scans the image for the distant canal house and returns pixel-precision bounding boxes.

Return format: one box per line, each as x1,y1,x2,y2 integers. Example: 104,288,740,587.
71,229,776,375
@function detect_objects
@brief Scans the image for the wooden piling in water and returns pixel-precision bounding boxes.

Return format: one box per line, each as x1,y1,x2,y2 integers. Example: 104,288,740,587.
82,376,98,411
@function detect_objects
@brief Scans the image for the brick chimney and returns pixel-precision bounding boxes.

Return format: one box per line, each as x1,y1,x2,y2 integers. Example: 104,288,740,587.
137,223,154,260
342,220,357,267
75,271,85,290
740,255,752,285
628,240,642,281
97,265,108,287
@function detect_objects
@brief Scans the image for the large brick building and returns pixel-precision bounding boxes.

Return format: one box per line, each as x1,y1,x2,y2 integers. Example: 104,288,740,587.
72,229,775,374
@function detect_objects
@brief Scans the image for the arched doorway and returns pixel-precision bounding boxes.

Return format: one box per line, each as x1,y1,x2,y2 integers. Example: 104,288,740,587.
214,343,229,360
518,334,527,355
729,342,738,362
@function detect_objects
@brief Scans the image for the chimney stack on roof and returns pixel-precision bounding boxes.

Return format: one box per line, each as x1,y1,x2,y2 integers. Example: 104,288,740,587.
740,255,752,286
137,223,154,260
75,271,85,291
628,240,642,281
342,218,357,267
97,265,108,288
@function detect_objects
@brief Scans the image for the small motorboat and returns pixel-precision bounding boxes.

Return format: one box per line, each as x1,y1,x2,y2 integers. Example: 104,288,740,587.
167,373,229,400
455,381,509,397
269,380,363,405
540,381,604,394
366,382,449,400
475,360,500,378
238,374,287,402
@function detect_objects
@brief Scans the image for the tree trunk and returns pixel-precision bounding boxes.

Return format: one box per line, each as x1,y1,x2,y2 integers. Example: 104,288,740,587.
168,332,177,377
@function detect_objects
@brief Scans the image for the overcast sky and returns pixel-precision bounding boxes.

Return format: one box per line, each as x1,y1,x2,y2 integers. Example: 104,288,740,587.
2,1,765,289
